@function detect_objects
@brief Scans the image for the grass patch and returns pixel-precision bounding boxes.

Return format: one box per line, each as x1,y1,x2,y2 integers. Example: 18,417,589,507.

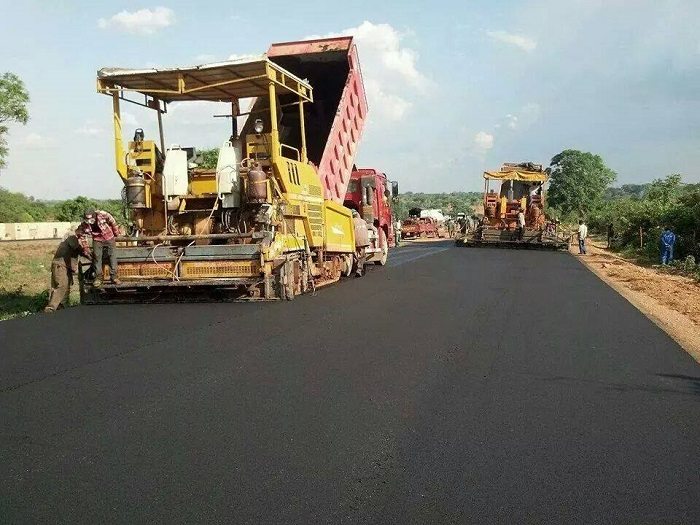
0,287,50,320
0,240,79,320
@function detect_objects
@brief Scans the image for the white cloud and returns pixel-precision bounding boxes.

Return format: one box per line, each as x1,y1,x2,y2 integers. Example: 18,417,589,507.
22,133,45,146
122,112,139,127
473,131,494,152
519,102,541,126
350,21,429,90
98,7,175,35
227,53,262,62
364,79,412,120
75,122,102,136
16,132,56,149
502,103,541,131
306,21,430,122
487,30,537,52
195,54,218,63
157,101,233,147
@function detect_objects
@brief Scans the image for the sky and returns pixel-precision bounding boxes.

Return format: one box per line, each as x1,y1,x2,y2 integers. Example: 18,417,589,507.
0,0,699,199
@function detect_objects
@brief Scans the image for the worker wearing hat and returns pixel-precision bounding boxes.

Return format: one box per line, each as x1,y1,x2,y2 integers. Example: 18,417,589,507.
75,208,121,287
44,234,83,313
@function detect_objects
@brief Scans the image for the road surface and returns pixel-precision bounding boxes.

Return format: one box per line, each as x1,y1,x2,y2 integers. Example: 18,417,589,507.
1,242,699,523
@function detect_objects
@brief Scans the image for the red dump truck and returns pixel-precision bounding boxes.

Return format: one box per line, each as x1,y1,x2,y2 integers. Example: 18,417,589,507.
344,168,397,265
267,39,396,267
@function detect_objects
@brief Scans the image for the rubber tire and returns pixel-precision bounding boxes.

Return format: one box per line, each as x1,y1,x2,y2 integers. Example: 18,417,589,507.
374,228,388,266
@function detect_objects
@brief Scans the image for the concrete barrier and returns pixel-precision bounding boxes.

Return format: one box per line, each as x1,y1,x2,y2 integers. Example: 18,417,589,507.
0,222,80,241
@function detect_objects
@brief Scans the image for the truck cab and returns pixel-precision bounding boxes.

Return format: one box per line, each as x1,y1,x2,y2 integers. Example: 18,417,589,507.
343,168,397,265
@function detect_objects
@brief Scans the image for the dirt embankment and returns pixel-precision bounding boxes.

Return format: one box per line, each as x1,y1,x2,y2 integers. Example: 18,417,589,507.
572,240,700,363
0,239,67,319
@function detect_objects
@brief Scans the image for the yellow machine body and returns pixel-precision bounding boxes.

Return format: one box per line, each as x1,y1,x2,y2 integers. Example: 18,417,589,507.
91,57,356,300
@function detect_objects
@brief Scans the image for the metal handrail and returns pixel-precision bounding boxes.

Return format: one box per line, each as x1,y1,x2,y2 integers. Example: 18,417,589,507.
280,143,300,161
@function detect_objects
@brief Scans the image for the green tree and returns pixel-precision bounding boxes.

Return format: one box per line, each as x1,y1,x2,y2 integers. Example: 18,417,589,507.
57,197,127,225
0,187,52,222
54,196,97,222
95,199,128,225
547,150,616,216
198,148,219,169
605,183,649,200
588,174,700,263
0,73,30,168
645,173,682,204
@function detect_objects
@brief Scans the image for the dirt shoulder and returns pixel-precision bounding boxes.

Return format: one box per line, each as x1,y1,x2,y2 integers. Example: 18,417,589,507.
572,240,700,363
0,239,70,320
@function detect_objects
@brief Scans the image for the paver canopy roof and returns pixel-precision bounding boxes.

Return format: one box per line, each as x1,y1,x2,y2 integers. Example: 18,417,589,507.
97,57,312,102
483,170,548,182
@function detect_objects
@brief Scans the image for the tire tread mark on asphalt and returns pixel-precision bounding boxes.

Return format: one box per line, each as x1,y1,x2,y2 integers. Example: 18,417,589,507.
532,373,700,397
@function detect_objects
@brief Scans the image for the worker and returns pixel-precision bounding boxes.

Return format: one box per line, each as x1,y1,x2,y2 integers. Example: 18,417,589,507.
44,235,84,313
577,219,588,255
517,208,526,241
394,218,402,246
458,216,467,234
352,209,369,277
76,208,121,287
660,226,676,265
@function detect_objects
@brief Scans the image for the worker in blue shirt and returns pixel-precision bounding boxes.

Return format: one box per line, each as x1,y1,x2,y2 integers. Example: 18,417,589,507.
660,226,676,265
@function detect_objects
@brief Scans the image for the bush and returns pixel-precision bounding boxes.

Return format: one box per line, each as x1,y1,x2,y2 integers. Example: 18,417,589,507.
681,255,696,273
0,188,127,226
0,187,53,222
589,175,700,263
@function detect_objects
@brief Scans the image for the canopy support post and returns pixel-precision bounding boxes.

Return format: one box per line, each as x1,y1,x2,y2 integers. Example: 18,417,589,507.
156,101,165,153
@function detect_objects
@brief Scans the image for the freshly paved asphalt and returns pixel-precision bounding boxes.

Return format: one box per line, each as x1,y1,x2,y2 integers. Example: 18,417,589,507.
1,242,699,524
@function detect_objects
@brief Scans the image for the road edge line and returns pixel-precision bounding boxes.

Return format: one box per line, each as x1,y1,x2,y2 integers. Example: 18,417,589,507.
571,252,700,364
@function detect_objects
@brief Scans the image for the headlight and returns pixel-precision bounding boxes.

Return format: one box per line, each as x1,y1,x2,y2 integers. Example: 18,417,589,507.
254,119,264,134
